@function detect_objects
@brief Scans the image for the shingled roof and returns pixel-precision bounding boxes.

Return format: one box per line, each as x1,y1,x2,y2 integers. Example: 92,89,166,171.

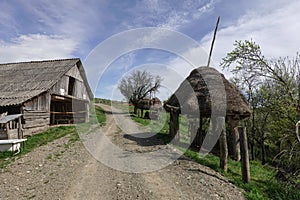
0,58,93,106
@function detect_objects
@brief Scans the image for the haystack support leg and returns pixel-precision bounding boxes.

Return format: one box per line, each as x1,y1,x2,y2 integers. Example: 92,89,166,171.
239,126,251,183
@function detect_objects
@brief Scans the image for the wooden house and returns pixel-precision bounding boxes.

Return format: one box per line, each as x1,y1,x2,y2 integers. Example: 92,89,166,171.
0,58,93,135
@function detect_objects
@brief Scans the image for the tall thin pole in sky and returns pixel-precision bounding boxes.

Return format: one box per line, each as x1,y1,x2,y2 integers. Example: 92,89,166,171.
207,16,220,67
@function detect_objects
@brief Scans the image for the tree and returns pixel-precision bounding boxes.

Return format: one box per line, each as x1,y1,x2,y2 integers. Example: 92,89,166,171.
221,40,300,182
118,70,162,114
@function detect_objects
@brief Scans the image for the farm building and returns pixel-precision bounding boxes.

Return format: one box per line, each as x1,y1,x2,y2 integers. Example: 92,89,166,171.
0,58,93,136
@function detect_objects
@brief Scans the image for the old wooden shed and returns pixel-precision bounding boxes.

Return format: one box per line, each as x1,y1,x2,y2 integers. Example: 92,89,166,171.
0,58,93,135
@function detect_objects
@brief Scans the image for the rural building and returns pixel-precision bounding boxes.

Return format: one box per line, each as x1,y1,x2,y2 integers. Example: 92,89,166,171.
0,58,93,135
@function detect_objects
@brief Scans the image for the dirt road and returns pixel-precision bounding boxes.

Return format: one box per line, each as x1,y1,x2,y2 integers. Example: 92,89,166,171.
0,104,245,200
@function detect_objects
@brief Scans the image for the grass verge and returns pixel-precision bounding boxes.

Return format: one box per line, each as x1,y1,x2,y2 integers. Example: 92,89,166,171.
130,110,300,200
0,105,107,168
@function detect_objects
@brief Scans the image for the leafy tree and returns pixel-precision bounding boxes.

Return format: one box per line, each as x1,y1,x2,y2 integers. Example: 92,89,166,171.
221,40,300,183
118,70,162,114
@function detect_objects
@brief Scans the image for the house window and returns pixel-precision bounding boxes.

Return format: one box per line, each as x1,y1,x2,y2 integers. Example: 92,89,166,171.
68,77,75,96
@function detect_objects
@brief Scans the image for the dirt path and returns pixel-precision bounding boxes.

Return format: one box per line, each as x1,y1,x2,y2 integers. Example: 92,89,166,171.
0,104,245,200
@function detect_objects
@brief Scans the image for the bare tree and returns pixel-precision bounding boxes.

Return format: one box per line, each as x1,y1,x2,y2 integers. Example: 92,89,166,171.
118,70,162,114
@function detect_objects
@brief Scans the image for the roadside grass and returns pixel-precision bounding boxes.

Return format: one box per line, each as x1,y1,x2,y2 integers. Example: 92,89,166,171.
0,105,107,168
95,106,106,126
130,110,300,200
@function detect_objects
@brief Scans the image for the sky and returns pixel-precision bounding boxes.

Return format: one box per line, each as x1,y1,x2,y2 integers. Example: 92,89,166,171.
1,0,300,101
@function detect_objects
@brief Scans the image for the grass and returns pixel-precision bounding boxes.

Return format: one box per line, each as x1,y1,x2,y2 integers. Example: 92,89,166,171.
130,109,300,200
0,104,107,168
95,106,106,126
0,126,76,168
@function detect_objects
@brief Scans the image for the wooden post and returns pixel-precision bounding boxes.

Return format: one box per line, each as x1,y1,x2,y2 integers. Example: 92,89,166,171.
214,116,228,172
18,116,22,139
219,128,228,172
238,127,250,183
189,119,197,145
229,118,241,161
174,111,180,144
169,111,174,138
170,111,180,144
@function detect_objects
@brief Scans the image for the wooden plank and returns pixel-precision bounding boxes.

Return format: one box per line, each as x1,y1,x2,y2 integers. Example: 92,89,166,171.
24,110,48,114
24,119,50,128
24,115,50,120
50,111,87,114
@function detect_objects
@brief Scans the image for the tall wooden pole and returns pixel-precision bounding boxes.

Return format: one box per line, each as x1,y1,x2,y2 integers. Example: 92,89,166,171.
207,16,220,67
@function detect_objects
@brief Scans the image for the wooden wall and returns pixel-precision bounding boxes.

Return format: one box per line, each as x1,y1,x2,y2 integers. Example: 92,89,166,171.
50,65,89,101
22,92,50,135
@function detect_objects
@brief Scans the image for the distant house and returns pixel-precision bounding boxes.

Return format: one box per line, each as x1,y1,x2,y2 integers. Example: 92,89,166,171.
0,58,93,135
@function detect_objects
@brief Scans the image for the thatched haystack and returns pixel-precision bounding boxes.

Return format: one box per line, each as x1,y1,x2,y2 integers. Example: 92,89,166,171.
137,97,162,111
164,67,251,119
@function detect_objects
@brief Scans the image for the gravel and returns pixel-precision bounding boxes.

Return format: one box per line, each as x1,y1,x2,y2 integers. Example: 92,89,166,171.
0,104,245,200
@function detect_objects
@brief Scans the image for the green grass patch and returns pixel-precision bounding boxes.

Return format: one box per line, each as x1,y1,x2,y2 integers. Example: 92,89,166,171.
0,104,108,168
130,114,151,126
180,147,300,200
130,110,300,200
0,126,76,168
95,106,106,126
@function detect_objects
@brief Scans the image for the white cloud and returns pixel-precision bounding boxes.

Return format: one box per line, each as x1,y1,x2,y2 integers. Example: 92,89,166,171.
0,34,77,63
200,0,300,78
124,0,218,30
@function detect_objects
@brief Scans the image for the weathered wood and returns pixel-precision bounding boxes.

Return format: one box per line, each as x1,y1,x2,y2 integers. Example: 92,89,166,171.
18,116,22,139
170,111,180,144
189,119,197,144
23,113,50,118
238,127,251,183
174,112,180,143
207,16,220,67
24,119,50,128
23,110,49,113
50,111,87,114
228,118,241,161
219,128,228,172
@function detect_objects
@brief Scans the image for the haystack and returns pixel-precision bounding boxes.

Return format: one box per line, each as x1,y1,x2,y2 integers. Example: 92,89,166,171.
164,66,251,164
165,67,251,119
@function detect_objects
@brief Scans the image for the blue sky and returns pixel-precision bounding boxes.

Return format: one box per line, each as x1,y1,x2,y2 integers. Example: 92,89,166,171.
1,0,300,101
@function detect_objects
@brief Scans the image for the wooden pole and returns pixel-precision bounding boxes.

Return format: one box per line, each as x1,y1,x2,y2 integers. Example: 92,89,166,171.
219,128,228,172
239,127,251,183
18,117,22,139
174,111,180,144
229,118,241,161
207,16,220,67
170,110,180,144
